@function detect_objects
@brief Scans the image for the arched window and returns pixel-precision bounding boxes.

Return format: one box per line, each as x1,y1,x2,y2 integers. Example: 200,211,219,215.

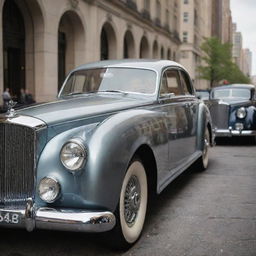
58,11,85,90
3,0,25,96
139,36,149,58
153,41,158,59
101,28,108,60
161,47,164,59
123,31,135,58
100,23,117,60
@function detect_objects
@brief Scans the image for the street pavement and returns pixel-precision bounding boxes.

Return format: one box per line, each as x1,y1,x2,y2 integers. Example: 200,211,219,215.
0,138,256,256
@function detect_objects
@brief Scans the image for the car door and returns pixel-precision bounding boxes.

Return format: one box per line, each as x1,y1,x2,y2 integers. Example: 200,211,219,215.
178,69,198,157
158,68,197,179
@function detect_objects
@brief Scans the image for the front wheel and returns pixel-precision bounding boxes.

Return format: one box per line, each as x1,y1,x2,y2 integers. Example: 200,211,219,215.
108,159,148,250
196,127,210,171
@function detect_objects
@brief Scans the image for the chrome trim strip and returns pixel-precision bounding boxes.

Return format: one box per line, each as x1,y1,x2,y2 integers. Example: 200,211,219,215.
0,115,46,129
0,203,116,233
215,129,256,137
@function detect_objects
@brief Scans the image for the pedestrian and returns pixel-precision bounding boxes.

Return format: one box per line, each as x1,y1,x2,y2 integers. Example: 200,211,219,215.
25,89,35,105
19,88,27,105
2,87,11,111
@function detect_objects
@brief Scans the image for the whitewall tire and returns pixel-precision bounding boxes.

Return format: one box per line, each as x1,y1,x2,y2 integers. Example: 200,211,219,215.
108,158,148,249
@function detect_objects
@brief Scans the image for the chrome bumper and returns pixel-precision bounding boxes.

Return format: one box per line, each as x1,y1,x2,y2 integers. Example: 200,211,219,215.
215,128,256,137
0,199,116,233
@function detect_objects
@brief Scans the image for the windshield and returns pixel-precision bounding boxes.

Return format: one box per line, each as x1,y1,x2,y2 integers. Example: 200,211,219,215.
196,91,209,100
60,68,157,96
212,88,251,100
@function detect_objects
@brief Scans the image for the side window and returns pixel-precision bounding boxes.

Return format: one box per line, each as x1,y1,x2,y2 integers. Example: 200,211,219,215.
180,70,193,95
160,69,182,96
162,70,182,96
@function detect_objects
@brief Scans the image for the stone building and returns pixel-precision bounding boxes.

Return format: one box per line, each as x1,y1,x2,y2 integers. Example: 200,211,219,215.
0,0,181,103
232,23,243,68
179,0,212,89
212,0,232,44
241,48,252,78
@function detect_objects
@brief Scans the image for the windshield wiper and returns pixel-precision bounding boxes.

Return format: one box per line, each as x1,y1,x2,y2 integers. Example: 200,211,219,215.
64,90,128,96
97,90,128,94
65,91,98,96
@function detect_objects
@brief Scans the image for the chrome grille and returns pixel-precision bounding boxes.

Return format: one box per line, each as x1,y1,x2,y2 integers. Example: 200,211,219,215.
209,102,230,129
0,123,36,207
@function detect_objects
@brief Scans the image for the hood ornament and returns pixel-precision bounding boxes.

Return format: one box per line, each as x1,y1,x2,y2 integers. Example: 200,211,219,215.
6,100,17,118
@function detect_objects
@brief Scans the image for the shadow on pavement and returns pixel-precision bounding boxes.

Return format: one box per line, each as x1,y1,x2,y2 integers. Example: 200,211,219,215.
215,136,256,146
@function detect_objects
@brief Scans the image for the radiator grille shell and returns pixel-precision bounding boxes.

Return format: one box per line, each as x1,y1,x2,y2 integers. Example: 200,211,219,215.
0,123,36,207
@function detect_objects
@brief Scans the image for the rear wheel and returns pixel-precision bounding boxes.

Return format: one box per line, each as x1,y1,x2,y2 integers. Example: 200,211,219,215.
108,159,148,250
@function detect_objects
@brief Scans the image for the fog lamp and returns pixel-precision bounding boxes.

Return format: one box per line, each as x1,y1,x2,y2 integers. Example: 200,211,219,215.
39,177,60,203
235,123,244,131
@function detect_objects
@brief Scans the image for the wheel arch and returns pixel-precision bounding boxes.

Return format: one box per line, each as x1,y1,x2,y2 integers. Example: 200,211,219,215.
133,144,158,198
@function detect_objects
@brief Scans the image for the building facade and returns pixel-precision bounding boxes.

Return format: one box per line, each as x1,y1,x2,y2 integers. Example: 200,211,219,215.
179,0,212,89
241,48,252,77
0,0,181,104
232,23,243,69
212,0,232,44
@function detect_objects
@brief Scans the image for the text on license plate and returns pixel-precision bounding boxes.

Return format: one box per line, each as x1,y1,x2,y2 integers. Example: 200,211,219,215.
0,212,20,224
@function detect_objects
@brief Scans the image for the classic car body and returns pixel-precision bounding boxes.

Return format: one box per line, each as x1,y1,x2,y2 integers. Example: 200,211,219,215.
0,60,213,248
208,84,256,138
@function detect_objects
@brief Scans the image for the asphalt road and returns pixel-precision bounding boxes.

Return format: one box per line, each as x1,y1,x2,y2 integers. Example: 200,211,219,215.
1,138,256,256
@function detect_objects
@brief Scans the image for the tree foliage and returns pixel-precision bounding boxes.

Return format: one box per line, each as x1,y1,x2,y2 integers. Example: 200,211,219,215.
198,37,250,87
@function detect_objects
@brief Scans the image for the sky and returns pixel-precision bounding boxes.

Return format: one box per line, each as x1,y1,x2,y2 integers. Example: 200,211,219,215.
230,0,256,76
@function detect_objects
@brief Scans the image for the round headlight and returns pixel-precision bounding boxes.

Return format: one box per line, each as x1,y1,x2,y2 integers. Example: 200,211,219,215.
39,177,60,203
236,107,247,119
60,139,87,171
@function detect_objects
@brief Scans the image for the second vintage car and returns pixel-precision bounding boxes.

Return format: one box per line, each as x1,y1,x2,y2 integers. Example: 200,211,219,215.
0,60,213,249
208,84,256,140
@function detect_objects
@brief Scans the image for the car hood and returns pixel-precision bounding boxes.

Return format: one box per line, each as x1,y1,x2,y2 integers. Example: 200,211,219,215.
215,99,251,107
17,94,154,126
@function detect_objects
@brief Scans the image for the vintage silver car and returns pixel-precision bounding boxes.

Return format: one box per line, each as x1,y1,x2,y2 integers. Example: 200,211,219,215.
0,60,213,249
208,84,256,139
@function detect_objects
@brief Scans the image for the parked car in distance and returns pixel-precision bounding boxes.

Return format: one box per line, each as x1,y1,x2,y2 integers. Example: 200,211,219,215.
0,60,213,249
196,89,210,100
208,84,256,140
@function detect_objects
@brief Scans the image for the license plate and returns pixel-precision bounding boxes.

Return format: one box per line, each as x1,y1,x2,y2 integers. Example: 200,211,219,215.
0,211,20,224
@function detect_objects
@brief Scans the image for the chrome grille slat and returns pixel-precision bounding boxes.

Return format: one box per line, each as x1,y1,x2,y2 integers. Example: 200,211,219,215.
209,103,230,129
0,123,36,207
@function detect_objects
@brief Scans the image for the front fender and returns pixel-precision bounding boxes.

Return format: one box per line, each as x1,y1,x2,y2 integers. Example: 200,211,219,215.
197,102,213,151
83,109,168,211
36,109,168,212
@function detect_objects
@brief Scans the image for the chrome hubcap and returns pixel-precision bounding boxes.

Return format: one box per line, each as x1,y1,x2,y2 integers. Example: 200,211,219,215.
124,175,141,227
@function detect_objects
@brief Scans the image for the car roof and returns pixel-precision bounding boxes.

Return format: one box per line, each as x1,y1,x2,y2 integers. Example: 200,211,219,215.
212,84,255,90
73,59,186,73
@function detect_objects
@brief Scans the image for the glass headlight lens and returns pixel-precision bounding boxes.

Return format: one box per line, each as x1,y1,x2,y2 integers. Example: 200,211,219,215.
60,140,87,171
39,177,60,203
236,107,246,119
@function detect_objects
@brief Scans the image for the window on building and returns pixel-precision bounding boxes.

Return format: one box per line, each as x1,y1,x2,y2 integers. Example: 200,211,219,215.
183,12,189,22
166,9,170,26
144,0,150,11
183,32,188,43
184,0,189,4
194,9,198,26
174,15,178,31
156,0,161,19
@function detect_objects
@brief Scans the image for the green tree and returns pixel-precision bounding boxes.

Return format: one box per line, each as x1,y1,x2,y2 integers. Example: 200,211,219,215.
198,37,250,87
